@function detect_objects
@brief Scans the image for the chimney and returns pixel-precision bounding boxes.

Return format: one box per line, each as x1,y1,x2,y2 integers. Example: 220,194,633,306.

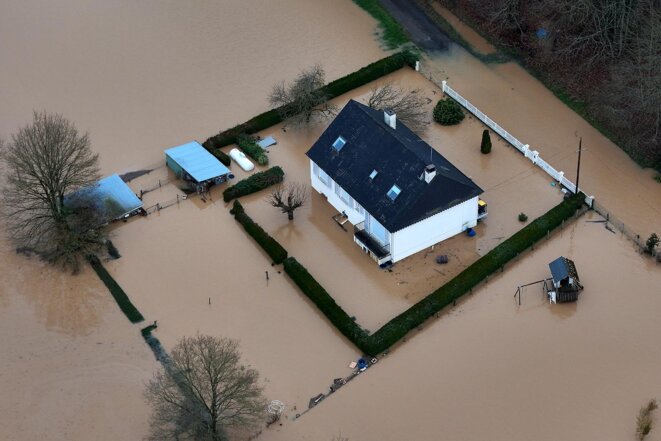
424,164,436,183
384,109,396,130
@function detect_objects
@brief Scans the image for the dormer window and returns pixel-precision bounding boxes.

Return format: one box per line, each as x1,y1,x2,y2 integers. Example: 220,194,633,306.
332,136,346,152
369,169,378,180
387,184,401,201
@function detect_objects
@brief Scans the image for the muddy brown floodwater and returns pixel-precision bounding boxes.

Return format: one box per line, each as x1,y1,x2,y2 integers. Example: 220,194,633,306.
2,1,661,441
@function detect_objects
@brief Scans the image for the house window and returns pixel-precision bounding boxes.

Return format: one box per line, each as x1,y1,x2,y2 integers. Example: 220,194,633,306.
332,136,346,152
369,169,378,180
355,202,364,215
335,184,353,206
318,168,330,186
312,162,319,176
387,184,401,201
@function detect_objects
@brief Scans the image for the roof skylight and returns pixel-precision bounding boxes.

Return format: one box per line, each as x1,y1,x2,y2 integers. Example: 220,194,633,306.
369,169,378,179
332,136,346,152
387,184,401,201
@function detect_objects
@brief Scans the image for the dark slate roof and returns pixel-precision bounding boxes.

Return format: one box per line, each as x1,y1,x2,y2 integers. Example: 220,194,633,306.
306,100,483,232
549,256,580,283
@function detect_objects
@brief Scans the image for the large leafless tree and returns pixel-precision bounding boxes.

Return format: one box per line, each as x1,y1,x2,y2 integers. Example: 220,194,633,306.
0,111,103,272
267,182,308,221
366,82,431,133
145,335,267,441
269,64,337,127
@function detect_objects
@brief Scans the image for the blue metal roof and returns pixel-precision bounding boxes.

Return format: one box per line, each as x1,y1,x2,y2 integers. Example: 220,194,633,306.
164,141,230,182
65,174,143,222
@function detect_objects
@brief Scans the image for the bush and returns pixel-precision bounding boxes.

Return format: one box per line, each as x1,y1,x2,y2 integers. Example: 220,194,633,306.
223,166,284,202
230,201,288,264
284,257,370,351
141,323,157,337
645,233,659,255
106,239,121,259
202,51,417,149
211,148,231,167
518,212,528,222
87,255,144,323
433,98,464,125
480,129,492,154
654,174,661,184
237,134,268,166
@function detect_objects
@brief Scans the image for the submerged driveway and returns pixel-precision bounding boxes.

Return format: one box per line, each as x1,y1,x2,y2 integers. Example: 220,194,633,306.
378,0,453,51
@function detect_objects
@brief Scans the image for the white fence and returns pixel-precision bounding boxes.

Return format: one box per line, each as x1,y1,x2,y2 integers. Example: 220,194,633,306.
440,80,593,207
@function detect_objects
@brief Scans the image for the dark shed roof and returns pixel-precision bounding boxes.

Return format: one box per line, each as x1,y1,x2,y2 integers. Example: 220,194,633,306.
549,256,580,283
306,100,483,232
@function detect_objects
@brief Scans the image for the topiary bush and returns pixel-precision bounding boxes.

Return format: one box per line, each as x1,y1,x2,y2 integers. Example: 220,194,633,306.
223,166,285,202
480,129,492,154
230,200,288,264
237,134,269,166
433,98,465,125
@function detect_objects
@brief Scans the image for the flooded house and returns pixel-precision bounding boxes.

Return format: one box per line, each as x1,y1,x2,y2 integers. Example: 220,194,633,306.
165,141,232,193
306,100,484,266
65,174,144,224
548,256,583,303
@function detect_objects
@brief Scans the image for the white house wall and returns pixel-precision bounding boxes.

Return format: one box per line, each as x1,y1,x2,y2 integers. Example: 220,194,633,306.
391,196,479,262
309,160,366,225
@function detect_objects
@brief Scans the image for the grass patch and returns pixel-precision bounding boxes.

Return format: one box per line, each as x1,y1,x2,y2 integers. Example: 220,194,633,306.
88,255,144,323
237,134,269,166
352,0,410,49
223,166,284,203
202,50,417,150
230,200,288,265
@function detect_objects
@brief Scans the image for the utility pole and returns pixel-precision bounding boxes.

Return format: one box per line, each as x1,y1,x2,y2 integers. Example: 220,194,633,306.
575,137,582,195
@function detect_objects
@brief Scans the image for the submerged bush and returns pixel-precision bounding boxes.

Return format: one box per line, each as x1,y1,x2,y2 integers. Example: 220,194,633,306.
518,212,528,222
223,166,284,202
237,134,269,166
480,129,492,154
645,233,659,255
433,98,464,125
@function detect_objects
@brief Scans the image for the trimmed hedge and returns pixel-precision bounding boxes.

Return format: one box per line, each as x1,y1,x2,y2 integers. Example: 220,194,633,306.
284,257,370,351
237,134,268,166
211,148,231,167
230,201,288,264
279,194,584,356
202,50,418,149
88,255,144,323
223,166,284,202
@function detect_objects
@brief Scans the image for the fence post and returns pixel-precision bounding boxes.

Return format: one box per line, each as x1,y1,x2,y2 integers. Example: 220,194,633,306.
415,60,420,72
441,80,447,93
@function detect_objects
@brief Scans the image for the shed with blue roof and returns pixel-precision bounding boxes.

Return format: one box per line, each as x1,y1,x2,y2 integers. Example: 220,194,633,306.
165,141,231,193
65,174,144,224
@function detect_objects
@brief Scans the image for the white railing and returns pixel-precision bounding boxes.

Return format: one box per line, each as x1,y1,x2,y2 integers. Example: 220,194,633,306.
441,80,594,207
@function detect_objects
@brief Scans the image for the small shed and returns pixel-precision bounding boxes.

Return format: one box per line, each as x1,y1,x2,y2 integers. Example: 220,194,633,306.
165,141,231,193
65,174,143,224
548,256,583,303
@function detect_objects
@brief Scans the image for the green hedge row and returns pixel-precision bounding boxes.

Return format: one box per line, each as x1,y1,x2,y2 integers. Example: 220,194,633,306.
279,194,584,356
230,200,288,264
237,134,268,166
222,166,284,202
211,148,231,167
87,255,144,323
202,50,417,150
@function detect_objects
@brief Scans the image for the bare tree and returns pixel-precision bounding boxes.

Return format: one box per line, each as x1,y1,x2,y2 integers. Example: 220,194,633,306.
0,111,103,272
145,335,267,441
269,64,337,127
366,82,430,133
267,182,308,221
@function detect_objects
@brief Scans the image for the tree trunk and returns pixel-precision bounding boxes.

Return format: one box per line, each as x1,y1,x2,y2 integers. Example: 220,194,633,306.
287,211,294,220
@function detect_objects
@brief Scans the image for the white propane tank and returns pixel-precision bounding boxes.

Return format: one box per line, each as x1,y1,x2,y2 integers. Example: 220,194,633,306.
229,148,255,172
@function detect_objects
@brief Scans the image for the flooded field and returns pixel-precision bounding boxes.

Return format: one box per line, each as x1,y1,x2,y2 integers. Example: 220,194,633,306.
240,67,563,328
0,236,157,441
264,212,661,441
2,1,660,440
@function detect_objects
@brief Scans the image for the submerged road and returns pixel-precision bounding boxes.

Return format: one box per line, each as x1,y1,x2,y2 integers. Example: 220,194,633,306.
378,0,453,51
